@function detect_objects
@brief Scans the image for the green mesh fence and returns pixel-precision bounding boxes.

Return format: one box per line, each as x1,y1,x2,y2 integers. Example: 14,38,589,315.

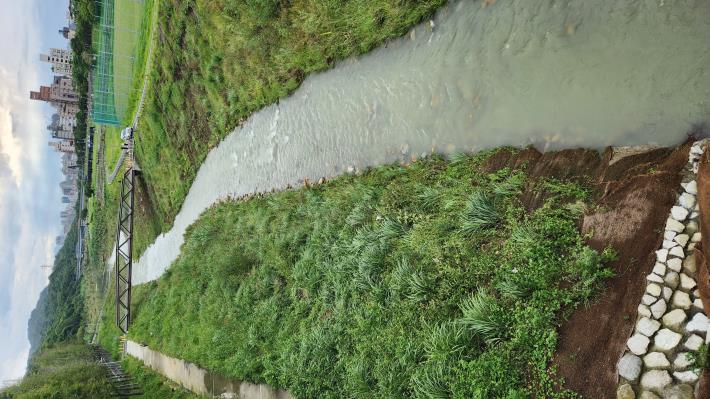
92,0,146,126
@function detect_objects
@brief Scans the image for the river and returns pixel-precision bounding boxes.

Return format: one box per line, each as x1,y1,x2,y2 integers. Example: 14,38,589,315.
133,0,710,284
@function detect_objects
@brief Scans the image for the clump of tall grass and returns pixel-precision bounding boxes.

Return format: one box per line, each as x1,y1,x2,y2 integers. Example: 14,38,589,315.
495,277,532,301
389,257,415,295
492,172,525,197
411,365,450,399
417,186,440,211
407,269,434,302
378,217,408,240
458,291,509,346
346,203,373,227
423,321,466,362
450,152,473,165
460,192,500,236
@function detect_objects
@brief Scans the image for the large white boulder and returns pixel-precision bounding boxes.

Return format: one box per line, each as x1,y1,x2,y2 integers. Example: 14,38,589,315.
669,245,684,258
642,295,657,305
652,263,666,276
678,193,696,210
637,317,661,337
618,353,643,381
657,248,670,262
685,313,708,333
651,299,667,319
679,273,696,291
662,384,694,399
691,232,701,243
646,283,662,297
667,258,682,272
664,272,680,289
673,352,693,369
685,180,698,195
684,334,703,351
653,329,681,352
628,334,651,355
671,206,689,221
643,352,670,369
674,233,690,246
682,255,696,274
672,291,692,310
663,287,673,301
661,309,687,330
616,383,634,399
639,370,672,391
673,370,699,384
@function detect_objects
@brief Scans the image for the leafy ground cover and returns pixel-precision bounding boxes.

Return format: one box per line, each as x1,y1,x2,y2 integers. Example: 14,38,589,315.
120,149,615,398
135,0,446,228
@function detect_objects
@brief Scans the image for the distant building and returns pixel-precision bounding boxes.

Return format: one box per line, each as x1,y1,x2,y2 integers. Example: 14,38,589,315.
48,103,78,140
48,123,73,140
40,48,72,76
30,76,78,105
49,140,75,154
59,24,76,40
56,103,78,131
61,153,79,177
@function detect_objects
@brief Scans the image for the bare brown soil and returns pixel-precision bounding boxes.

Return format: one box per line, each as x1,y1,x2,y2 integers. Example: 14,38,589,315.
693,148,710,397
484,142,692,397
556,143,690,398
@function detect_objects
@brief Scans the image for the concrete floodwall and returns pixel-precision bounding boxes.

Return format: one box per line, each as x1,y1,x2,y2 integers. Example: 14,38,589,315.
126,340,294,399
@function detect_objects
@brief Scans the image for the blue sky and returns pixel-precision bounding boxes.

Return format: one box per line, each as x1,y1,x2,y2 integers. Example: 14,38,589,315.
0,0,69,381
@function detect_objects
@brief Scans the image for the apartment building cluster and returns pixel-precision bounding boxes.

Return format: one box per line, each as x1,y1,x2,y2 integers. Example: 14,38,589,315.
30,22,80,242
31,44,78,152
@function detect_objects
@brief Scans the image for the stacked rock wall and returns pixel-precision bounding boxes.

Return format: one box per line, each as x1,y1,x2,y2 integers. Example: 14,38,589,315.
617,141,709,399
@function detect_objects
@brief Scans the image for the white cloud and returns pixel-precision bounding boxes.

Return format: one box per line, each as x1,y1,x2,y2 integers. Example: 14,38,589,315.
0,0,65,381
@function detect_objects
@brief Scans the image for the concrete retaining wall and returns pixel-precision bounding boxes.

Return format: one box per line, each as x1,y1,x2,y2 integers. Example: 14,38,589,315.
126,340,293,399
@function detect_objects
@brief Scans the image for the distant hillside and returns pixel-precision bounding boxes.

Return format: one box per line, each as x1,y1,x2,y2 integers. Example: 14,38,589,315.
25,221,84,366
26,288,48,358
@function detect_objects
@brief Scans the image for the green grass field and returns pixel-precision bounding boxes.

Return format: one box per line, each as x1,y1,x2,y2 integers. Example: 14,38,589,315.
120,149,614,398
112,0,148,123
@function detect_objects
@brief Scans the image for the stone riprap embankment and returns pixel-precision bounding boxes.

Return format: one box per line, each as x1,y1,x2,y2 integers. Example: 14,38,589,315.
617,141,709,399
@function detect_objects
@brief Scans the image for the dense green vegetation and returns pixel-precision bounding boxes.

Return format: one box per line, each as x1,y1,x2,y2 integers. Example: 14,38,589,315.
0,343,114,398
69,0,95,163
121,150,614,398
136,0,446,227
28,225,84,349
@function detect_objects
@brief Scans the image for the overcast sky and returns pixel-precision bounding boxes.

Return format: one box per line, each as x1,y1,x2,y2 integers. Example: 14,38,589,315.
0,0,69,382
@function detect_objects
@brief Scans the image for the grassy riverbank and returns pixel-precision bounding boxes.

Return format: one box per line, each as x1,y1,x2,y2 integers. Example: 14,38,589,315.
0,343,115,398
116,149,614,398
135,0,446,228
